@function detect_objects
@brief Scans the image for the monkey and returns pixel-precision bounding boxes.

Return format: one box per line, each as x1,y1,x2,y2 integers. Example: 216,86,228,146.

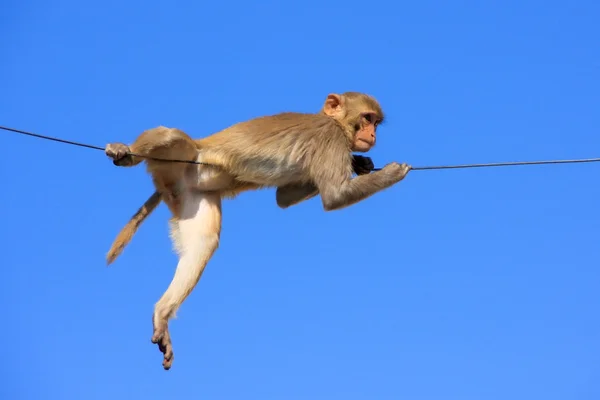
104,92,411,370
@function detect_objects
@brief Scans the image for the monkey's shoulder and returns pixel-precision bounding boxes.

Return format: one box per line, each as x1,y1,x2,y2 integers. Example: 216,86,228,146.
242,112,336,130
209,112,344,142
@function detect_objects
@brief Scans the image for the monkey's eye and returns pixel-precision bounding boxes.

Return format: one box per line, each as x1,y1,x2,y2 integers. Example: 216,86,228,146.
362,113,380,126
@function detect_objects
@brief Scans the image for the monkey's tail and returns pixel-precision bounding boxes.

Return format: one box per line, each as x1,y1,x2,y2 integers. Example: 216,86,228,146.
106,191,162,265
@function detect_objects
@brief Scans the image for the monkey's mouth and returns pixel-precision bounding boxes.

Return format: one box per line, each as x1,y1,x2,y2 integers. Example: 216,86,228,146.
358,138,375,147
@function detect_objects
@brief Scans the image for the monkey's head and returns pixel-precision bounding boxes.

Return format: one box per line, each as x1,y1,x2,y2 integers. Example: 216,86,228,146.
321,92,384,153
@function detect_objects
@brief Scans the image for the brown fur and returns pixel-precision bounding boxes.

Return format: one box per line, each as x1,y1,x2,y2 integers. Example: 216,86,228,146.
104,92,410,370
106,191,162,265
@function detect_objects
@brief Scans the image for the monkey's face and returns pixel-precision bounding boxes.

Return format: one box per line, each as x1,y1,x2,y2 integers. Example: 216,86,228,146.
352,112,380,152
321,92,383,152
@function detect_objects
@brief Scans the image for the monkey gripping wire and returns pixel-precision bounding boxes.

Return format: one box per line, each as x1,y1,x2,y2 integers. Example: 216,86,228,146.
2,124,600,172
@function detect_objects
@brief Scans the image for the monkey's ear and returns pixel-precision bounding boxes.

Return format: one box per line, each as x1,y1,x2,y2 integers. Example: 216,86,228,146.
323,94,343,116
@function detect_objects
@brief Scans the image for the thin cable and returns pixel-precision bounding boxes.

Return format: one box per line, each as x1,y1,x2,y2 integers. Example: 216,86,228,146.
3,124,600,171
411,158,600,171
372,157,600,172
1,125,106,151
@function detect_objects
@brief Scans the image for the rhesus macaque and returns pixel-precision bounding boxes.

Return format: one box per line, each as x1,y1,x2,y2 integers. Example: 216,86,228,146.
105,92,411,370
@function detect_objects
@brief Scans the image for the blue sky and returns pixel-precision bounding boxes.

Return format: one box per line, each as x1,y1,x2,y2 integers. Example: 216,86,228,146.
1,1,599,399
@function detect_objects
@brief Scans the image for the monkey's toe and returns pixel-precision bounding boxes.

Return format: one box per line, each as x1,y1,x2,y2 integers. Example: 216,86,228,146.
157,331,174,370
399,163,412,176
152,318,174,370
163,352,174,370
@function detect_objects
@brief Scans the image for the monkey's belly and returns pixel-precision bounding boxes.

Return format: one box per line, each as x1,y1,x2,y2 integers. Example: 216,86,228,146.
184,164,235,191
234,166,305,187
235,155,306,186
197,150,305,187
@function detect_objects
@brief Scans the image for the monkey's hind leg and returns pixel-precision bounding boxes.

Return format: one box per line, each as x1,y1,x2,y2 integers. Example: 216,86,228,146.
105,126,198,170
152,190,222,370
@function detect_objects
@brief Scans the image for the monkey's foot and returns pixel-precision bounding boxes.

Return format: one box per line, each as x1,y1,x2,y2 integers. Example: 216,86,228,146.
105,142,134,166
151,315,174,370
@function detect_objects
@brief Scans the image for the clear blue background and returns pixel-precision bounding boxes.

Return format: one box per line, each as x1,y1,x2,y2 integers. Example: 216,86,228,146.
1,1,599,399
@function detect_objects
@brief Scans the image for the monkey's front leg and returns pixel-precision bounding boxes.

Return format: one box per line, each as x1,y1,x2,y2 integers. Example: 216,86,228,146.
318,162,411,211
276,183,319,208
273,156,375,208
152,190,222,370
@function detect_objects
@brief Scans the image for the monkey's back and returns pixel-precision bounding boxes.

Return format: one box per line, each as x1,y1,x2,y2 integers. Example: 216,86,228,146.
196,112,353,186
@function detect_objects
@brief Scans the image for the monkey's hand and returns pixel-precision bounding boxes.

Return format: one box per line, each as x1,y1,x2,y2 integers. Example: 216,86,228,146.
352,155,375,175
105,142,135,166
381,162,411,183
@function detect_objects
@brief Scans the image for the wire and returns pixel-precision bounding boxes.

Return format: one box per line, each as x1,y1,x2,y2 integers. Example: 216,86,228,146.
1,125,106,151
2,124,600,172
372,157,600,172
